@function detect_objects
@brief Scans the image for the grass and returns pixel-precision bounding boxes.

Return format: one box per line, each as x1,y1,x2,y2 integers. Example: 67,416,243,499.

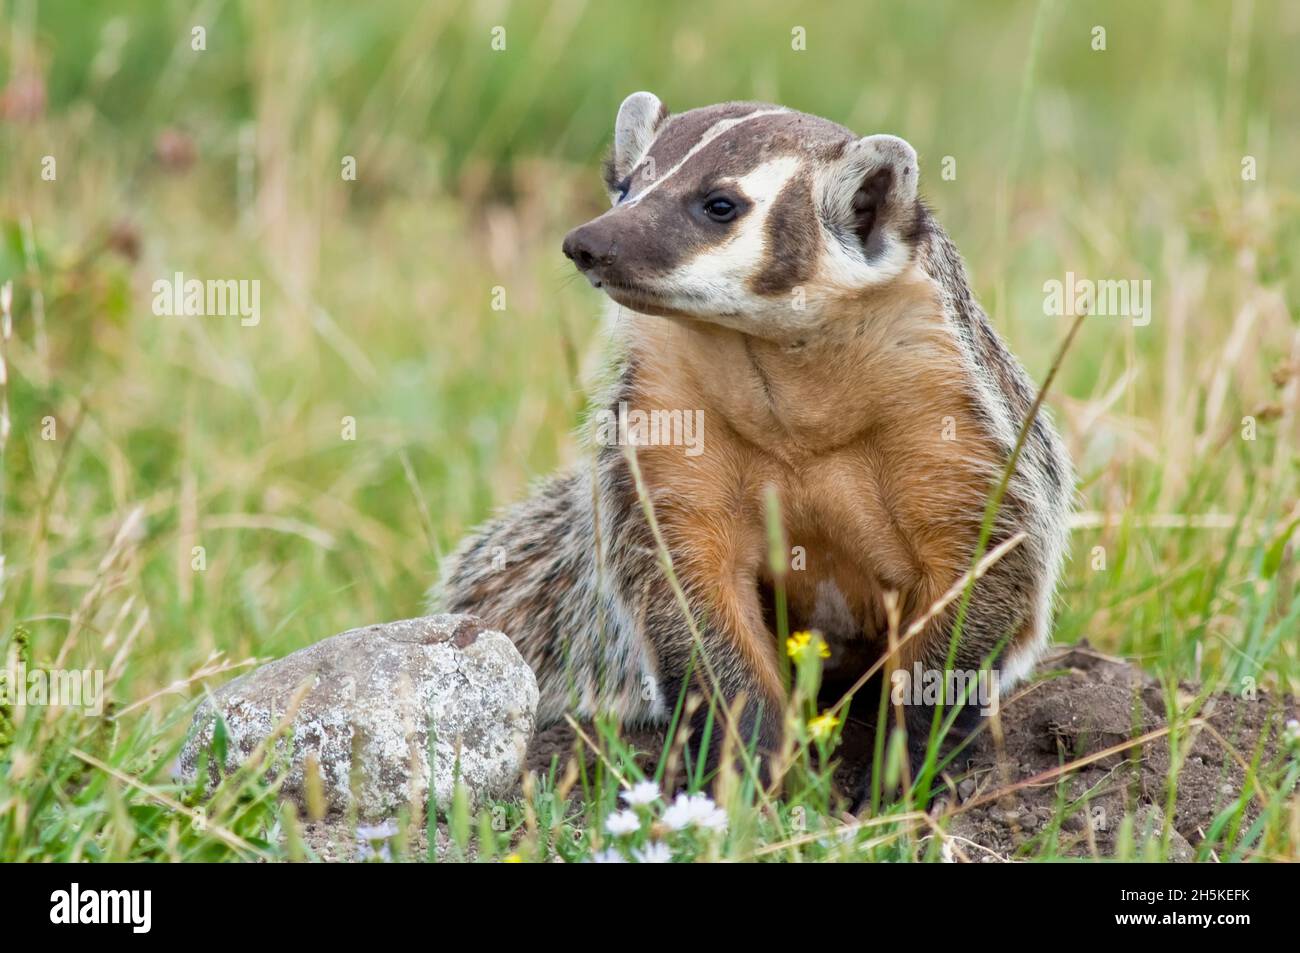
1,0,1298,861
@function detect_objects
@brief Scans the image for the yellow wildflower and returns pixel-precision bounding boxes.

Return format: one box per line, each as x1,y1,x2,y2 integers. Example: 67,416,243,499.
808,711,841,740
786,630,830,659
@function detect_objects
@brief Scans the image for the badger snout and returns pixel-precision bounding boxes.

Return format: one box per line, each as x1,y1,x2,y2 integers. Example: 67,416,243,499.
562,223,617,285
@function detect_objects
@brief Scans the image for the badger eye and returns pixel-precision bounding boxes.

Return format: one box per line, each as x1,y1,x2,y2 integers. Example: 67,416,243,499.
703,197,737,222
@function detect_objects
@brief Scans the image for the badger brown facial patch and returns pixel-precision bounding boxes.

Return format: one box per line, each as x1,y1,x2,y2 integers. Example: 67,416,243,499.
589,131,792,286
625,106,849,203
750,171,819,295
635,102,773,189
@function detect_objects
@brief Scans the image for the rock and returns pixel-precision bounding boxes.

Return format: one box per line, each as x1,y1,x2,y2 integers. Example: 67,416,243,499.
179,615,538,819
1131,804,1195,862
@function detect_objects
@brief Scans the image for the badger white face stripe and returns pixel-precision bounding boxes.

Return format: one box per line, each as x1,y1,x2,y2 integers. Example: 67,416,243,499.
621,107,789,208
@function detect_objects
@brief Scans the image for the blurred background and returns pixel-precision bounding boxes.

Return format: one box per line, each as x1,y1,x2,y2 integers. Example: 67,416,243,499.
1,0,1297,709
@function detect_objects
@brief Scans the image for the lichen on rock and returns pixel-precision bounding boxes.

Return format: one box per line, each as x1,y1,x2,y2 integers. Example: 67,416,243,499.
179,614,538,820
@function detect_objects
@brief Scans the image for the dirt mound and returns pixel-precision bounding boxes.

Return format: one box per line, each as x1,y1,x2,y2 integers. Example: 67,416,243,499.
526,643,1297,860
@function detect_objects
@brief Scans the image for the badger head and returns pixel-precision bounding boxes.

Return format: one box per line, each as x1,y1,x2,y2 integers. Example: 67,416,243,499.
562,92,926,341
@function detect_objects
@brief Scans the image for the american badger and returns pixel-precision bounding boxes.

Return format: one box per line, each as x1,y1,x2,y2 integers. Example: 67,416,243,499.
433,93,1072,781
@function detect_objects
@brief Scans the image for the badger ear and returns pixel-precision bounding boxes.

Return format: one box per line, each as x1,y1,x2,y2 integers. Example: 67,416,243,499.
604,91,667,199
828,134,920,255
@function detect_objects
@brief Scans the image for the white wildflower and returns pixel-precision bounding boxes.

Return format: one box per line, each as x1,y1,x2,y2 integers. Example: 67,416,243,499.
621,780,661,807
662,792,728,832
604,809,642,836
354,819,399,862
355,819,399,841
632,841,672,863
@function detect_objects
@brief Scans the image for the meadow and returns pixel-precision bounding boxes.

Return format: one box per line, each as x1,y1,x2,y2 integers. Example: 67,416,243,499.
1,0,1297,861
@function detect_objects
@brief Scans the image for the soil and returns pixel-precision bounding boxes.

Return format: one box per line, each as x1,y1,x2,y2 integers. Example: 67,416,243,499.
525,642,1298,861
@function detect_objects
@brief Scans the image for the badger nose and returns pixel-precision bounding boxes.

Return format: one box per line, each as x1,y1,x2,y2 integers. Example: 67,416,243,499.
562,226,616,272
